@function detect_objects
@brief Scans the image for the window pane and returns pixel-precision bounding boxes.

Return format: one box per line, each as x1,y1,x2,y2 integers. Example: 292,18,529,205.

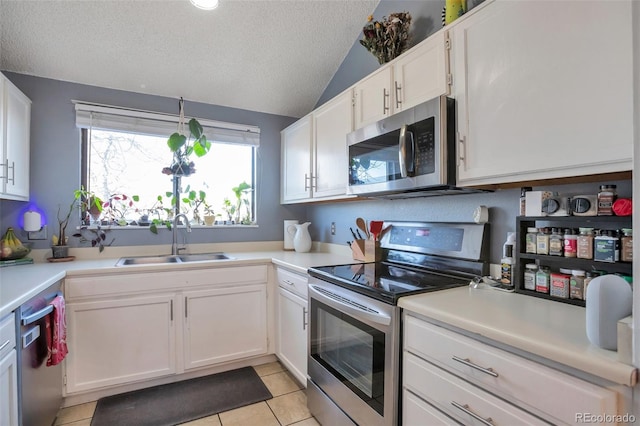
86,129,255,225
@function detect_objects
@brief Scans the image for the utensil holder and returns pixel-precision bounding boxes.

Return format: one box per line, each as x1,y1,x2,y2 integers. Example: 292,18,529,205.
351,239,381,262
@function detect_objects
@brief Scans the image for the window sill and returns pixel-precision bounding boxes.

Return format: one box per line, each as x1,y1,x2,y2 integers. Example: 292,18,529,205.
77,224,259,230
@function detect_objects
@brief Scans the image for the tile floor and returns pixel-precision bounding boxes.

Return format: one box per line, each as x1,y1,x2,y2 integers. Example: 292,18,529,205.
55,361,319,426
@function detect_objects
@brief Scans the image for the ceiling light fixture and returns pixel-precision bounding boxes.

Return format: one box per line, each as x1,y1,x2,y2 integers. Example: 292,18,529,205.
190,0,219,10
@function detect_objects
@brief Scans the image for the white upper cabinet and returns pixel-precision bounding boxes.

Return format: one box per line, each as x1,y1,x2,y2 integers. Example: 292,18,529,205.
312,91,353,198
353,31,450,129
281,91,353,204
281,115,313,203
393,31,449,112
451,0,633,186
1,73,31,201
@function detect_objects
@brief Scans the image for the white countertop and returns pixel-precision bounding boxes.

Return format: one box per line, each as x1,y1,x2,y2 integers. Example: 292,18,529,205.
0,242,356,319
399,286,637,387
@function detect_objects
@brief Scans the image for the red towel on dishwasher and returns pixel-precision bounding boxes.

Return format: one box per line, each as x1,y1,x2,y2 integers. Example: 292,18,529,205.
45,294,68,366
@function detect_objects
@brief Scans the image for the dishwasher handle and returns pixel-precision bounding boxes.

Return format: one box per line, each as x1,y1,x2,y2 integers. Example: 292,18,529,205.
22,305,53,326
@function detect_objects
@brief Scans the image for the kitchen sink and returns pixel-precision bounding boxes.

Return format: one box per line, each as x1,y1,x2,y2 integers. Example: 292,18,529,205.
115,252,234,266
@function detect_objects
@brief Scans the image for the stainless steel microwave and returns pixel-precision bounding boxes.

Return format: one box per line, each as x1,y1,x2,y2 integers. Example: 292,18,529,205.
347,96,482,198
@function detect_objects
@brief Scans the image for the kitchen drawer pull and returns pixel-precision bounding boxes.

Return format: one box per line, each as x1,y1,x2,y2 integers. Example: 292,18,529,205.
283,279,295,286
302,307,308,330
451,401,494,426
0,340,10,352
452,355,499,377
304,174,311,191
394,81,402,109
8,161,15,184
382,88,390,114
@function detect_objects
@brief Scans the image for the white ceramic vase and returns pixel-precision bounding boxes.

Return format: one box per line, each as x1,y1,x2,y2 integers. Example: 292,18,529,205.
288,222,312,253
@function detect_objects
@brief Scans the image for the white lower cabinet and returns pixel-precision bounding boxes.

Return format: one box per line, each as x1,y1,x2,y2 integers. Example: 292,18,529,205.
65,265,269,394
275,267,308,386
0,314,18,426
183,285,267,370
403,314,619,425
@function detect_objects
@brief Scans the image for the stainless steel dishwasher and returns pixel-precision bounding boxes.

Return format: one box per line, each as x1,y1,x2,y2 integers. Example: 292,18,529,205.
16,280,64,426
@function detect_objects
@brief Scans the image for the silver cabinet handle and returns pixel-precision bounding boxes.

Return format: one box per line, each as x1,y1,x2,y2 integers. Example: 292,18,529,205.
170,299,173,321
458,134,466,164
302,307,308,331
451,401,494,425
283,279,295,286
394,81,402,109
0,340,10,352
0,161,7,183
304,174,311,191
8,161,15,184
382,88,390,114
452,355,499,377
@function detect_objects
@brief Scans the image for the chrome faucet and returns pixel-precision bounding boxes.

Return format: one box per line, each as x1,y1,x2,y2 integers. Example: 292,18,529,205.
171,213,192,255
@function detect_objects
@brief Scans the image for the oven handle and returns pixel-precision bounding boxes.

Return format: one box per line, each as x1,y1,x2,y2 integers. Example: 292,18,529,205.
309,284,391,326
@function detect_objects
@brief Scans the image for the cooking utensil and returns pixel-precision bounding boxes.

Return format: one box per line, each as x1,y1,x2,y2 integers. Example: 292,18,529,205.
356,217,370,239
369,221,384,241
350,227,359,240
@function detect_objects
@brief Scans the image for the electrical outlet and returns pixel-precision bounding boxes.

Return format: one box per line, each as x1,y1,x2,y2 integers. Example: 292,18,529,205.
330,222,336,235
28,225,48,240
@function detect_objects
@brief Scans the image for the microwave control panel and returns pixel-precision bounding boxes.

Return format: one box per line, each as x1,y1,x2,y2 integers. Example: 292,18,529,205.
413,117,435,175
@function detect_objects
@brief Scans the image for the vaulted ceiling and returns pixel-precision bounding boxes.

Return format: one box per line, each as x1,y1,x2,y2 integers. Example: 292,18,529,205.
0,0,379,118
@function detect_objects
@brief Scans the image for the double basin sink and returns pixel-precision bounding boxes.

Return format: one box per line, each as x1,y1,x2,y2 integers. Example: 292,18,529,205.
116,252,234,267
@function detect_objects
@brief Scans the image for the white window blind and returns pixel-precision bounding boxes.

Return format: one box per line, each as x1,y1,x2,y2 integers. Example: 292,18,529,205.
74,101,260,146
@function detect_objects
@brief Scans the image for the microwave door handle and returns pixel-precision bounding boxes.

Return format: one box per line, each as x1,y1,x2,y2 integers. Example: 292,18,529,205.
399,124,415,177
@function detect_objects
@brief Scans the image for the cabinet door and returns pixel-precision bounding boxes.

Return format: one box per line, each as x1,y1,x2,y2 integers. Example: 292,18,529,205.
276,287,308,386
452,0,633,186
312,92,353,199
281,116,312,203
65,294,177,393
394,31,449,112
1,77,30,200
183,284,267,370
0,349,18,426
353,67,393,129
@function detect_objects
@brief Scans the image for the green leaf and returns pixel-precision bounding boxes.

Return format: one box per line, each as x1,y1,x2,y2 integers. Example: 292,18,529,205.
193,136,211,157
199,190,206,200
150,223,158,234
167,133,187,152
165,192,173,198
189,118,203,139
182,197,190,204
132,195,140,202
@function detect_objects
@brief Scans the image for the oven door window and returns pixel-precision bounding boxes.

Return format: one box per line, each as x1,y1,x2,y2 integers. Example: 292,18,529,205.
310,298,385,416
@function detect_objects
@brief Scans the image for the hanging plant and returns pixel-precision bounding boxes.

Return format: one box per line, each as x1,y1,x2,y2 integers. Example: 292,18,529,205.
162,98,211,176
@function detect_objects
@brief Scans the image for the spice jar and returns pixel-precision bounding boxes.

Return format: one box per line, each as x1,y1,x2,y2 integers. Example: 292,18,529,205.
594,230,618,263
536,228,550,255
550,270,571,298
526,227,538,254
577,228,594,260
549,228,564,256
563,228,577,258
535,266,550,294
520,187,532,216
523,263,538,291
597,184,617,216
583,271,601,300
621,228,633,263
569,269,586,300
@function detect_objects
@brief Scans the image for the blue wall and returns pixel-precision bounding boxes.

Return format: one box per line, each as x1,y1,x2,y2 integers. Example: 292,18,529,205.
0,73,307,250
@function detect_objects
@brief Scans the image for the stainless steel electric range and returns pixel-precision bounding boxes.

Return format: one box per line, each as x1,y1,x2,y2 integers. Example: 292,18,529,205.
306,221,489,426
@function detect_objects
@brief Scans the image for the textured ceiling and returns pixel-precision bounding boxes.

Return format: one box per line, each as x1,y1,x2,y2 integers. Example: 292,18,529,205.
0,0,379,118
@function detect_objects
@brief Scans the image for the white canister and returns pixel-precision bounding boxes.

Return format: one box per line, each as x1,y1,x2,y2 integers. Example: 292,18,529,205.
284,220,298,250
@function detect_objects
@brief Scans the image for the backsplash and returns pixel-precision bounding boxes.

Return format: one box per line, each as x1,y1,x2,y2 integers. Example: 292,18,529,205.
306,179,632,264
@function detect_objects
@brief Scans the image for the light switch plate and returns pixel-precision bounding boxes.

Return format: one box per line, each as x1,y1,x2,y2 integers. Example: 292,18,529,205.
28,225,48,240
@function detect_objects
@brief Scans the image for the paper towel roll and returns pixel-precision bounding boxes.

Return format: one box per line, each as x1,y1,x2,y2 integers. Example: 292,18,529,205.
24,211,41,232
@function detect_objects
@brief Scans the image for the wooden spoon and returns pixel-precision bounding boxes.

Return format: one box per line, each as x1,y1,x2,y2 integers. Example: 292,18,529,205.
356,217,369,239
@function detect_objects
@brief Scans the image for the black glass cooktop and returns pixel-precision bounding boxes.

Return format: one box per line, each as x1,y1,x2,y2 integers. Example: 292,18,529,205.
308,262,470,304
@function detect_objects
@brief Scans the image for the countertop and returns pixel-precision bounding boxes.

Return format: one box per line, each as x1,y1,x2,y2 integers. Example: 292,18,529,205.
399,286,637,387
0,244,356,320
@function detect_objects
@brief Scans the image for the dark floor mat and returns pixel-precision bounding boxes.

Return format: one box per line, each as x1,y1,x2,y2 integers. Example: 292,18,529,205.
91,366,272,426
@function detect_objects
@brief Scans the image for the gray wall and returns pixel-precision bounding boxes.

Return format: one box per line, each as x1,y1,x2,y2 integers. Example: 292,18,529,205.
0,73,307,250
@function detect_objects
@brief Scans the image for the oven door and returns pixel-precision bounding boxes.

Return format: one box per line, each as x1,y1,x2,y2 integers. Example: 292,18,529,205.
308,278,399,426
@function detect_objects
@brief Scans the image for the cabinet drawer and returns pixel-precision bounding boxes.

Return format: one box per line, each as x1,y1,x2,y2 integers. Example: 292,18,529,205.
404,352,547,425
276,267,308,298
404,315,617,424
403,389,461,426
0,314,15,359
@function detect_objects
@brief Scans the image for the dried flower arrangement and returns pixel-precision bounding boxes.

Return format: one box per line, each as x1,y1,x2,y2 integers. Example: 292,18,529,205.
359,12,412,65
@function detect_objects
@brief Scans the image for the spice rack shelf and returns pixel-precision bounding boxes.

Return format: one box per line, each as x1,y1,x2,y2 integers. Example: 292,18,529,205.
515,216,632,307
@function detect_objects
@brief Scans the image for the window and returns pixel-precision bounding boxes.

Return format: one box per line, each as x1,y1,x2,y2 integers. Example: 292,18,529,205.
76,102,259,226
